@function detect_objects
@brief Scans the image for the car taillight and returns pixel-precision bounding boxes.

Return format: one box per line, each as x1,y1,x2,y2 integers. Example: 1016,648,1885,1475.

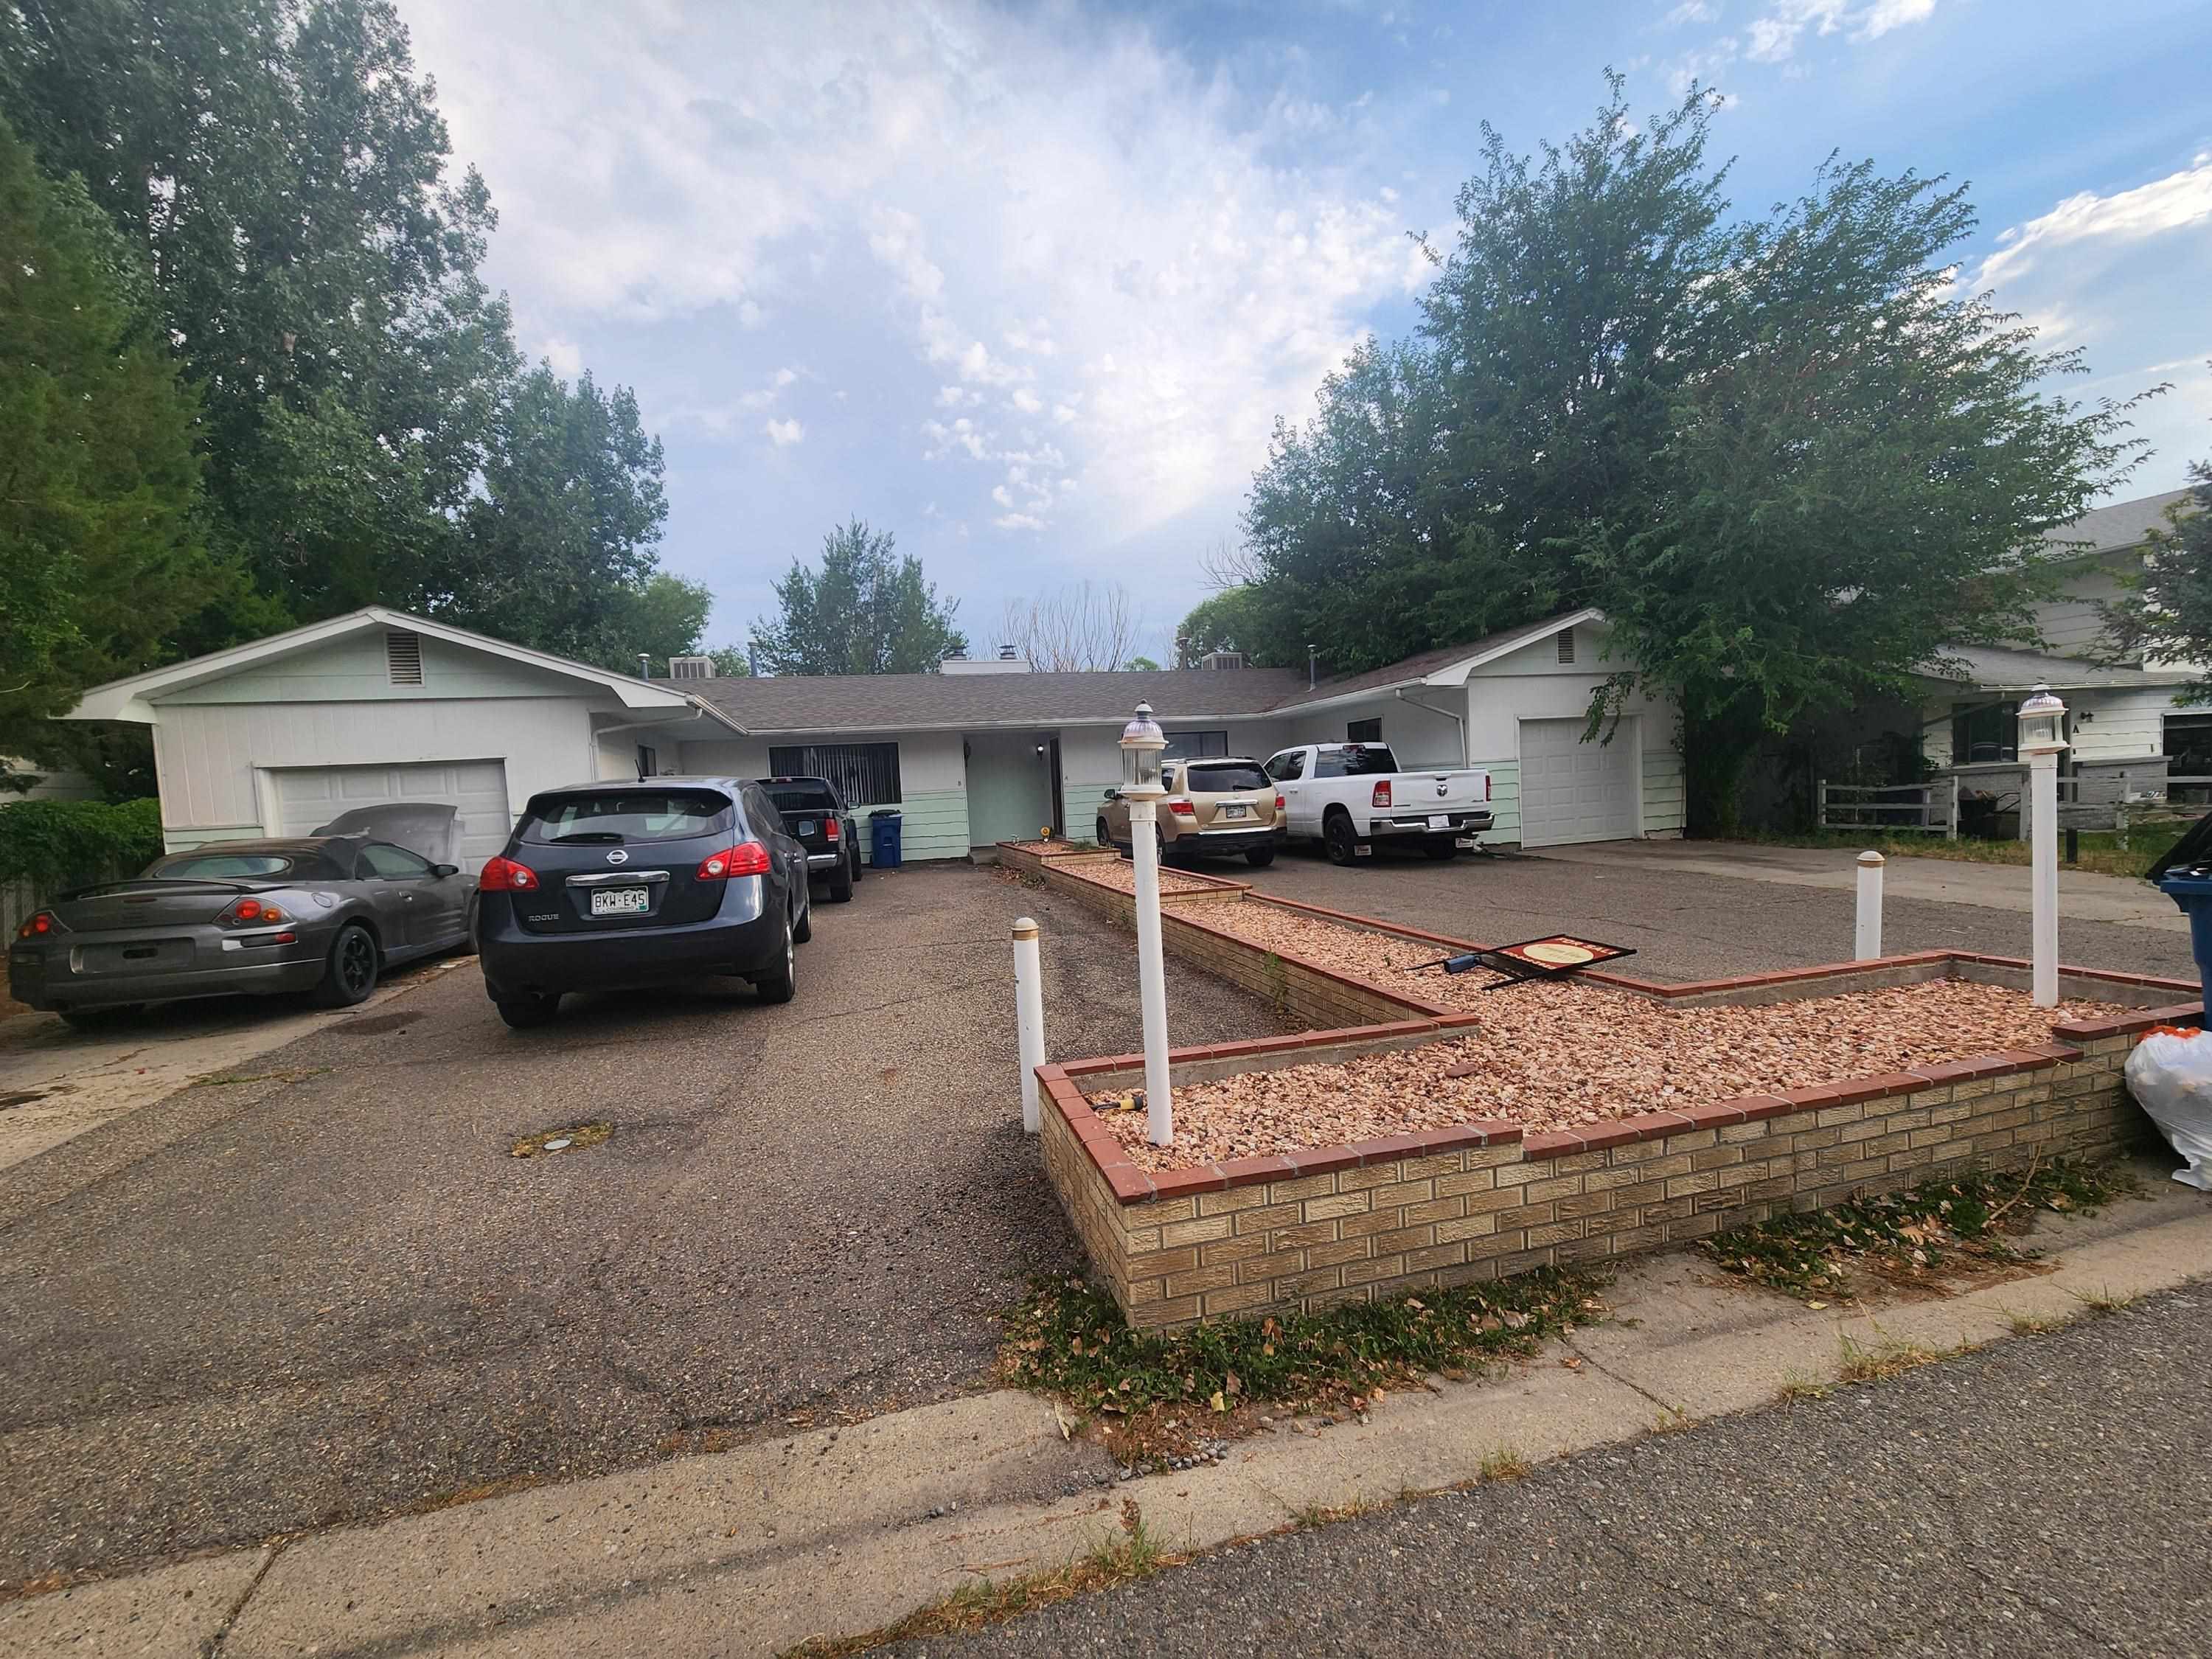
15,910,63,941
697,841,772,880
1371,780,1393,808
479,855,540,893
1169,801,1196,817
1275,793,1286,812
219,897,288,927
824,818,840,841
1484,773,1492,801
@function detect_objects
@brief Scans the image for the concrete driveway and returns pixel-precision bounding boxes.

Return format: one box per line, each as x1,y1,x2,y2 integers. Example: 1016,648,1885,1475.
1233,838,2196,984
0,954,474,1172
0,864,1293,1588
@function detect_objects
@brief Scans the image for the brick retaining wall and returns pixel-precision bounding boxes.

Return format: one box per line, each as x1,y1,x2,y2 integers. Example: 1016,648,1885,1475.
1035,953,2197,1330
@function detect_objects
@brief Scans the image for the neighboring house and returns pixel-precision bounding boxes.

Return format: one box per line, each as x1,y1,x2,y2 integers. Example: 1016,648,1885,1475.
1917,487,2205,796
63,604,1683,868
0,760,98,801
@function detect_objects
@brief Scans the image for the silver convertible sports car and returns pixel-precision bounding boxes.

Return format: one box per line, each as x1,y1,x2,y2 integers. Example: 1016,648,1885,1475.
8,815,476,1026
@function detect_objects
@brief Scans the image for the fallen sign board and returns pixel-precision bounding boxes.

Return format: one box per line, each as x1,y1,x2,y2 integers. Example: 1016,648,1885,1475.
1414,934,1638,990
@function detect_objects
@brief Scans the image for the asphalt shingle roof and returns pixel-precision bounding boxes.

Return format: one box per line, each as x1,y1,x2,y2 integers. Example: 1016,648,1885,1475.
2045,487,2198,555
666,613,1593,734
1919,643,2192,691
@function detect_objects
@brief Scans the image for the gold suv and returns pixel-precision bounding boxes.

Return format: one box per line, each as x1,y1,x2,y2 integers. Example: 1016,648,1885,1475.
1097,757,1287,868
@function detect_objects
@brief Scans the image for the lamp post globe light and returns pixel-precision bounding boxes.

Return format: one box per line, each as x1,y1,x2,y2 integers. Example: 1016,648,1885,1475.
1119,702,1175,1147
2019,684,2070,1007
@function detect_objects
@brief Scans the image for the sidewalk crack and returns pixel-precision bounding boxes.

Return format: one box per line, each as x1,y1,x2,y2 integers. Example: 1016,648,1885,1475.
202,1537,285,1658
1565,1337,1693,1428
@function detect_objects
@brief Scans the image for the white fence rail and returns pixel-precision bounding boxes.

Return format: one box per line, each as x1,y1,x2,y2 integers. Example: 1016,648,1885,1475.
1815,777,1960,838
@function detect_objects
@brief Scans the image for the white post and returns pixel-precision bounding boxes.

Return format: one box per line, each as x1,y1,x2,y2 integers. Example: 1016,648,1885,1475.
1013,917,1045,1134
2030,748,2060,1006
1854,851,1884,960
1127,797,1175,1147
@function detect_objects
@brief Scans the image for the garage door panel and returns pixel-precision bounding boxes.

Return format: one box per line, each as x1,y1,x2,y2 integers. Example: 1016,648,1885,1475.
1518,719,1636,848
272,761,512,872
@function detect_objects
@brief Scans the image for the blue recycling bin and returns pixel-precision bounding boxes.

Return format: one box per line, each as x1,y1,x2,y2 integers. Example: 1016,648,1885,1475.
869,808,904,870
2155,869,2212,1017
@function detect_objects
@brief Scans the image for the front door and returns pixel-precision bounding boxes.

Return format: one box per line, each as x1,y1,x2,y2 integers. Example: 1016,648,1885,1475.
964,731,1057,846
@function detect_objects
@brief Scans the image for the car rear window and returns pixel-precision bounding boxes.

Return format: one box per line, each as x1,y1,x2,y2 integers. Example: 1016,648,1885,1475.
520,790,734,845
764,784,838,814
147,852,319,880
1315,745,1400,778
1183,762,1269,793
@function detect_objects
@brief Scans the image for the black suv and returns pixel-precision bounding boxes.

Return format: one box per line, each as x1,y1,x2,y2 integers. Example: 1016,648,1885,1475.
475,779,810,1029
761,776,863,902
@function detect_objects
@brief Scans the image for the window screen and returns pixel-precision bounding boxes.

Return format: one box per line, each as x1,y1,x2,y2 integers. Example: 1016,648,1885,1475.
1951,701,2020,765
1162,729,1228,759
768,742,901,804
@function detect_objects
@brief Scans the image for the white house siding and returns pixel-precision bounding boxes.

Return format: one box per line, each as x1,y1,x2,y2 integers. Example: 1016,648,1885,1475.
149,695,600,849
171,628,599,706
1057,726,1123,844
1921,683,2180,770
1279,698,1465,766
1642,748,1686,835
675,728,970,864
2031,563,2126,658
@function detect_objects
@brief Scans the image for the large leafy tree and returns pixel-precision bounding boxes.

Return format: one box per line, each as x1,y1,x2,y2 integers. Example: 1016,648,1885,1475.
0,114,253,791
750,521,967,675
2100,456,2212,698
1238,74,2148,830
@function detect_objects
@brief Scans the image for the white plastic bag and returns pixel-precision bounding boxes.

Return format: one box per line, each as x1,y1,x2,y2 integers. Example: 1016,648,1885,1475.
2124,1028,2212,1191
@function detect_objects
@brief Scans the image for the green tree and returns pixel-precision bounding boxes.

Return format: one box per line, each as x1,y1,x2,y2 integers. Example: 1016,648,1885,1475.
0,114,248,790
595,573,714,675
1173,586,1279,667
1583,159,2152,831
2100,457,2212,698
705,645,755,678
750,521,967,675
1124,655,1163,672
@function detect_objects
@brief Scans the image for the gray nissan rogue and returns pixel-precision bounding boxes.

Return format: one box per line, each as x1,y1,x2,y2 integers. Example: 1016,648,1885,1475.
474,778,810,1029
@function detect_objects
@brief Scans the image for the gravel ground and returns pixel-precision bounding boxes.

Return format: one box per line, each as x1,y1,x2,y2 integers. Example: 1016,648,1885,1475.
1239,841,2197,983
0,866,1295,1586
1066,860,1234,895
1096,976,2124,1169
887,1283,2212,1658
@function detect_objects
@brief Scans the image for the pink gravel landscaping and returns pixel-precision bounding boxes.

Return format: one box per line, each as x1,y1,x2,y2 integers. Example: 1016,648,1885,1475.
1001,838,1097,856
1062,860,1235,896
1088,975,2129,1171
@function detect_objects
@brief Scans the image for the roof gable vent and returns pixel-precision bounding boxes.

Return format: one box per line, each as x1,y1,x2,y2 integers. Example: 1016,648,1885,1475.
668,655,716,680
385,630,423,685
1556,627,1576,666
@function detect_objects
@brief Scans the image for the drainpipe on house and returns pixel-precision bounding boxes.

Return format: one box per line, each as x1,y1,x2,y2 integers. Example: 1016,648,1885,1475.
1394,687,1470,767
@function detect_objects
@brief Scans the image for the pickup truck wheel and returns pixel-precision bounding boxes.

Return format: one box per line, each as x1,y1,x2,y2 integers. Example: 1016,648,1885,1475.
1245,846,1276,869
1424,838,1458,861
1323,810,1360,866
828,858,854,902
1095,816,1111,848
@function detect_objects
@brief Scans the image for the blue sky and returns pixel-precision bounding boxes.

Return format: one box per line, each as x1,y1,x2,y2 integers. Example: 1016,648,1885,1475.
397,0,2212,662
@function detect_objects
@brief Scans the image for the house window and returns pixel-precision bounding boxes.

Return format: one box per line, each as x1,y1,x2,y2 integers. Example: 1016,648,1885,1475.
636,743,658,778
1951,700,2019,765
2166,714,2212,785
1346,717,1382,745
385,630,423,685
1162,729,1228,759
768,742,901,804
1557,627,1575,665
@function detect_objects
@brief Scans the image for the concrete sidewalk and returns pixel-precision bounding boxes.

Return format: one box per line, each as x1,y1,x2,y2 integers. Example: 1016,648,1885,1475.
1534,838,2187,934
15,1160,2208,1658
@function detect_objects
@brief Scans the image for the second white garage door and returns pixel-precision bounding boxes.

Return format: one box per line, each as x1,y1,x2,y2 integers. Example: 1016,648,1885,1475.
1517,718,1638,847
271,760,512,872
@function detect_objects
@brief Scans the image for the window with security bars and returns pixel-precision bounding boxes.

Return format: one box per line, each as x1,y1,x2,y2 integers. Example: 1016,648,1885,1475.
768,742,902,804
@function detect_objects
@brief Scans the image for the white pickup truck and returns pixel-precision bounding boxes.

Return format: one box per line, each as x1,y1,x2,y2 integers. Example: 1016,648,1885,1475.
1262,743,1493,865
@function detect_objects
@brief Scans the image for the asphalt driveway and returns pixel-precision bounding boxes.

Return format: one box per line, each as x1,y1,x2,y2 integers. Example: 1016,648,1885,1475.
1232,839,2196,983
0,865,1294,1587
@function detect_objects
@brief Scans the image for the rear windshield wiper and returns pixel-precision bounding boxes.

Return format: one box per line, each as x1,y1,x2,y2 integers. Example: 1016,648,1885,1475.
546,831,625,844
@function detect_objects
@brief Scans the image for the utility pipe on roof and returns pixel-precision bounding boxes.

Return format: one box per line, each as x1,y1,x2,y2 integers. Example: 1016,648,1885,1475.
1394,687,1470,767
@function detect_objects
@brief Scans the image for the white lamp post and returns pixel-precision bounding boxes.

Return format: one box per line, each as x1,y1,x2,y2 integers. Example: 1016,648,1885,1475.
1119,701,1175,1147
2019,684,2069,1007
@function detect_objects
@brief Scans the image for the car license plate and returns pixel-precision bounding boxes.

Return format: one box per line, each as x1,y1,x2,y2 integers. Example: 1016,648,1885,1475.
1427,813,1451,830
798,819,816,837
590,887,650,917
1221,804,1248,818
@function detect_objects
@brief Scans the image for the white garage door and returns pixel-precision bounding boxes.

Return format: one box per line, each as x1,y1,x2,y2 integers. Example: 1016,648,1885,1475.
271,761,512,872
1517,719,1638,848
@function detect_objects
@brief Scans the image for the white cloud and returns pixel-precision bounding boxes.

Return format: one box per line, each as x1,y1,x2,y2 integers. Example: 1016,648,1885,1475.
541,336,585,377
1970,159,2212,490
1690,0,1934,74
1663,0,1718,23
935,386,978,408
764,418,805,446
399,0,1418,550
993,512,1046,532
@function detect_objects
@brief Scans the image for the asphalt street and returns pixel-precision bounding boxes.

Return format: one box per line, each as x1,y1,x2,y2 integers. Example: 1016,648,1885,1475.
1235,840,2198,984
0,865,1293,1587
890,1284,2212,1658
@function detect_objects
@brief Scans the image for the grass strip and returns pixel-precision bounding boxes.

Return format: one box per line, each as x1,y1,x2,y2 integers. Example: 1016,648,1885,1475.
1000,1265,1606,1419
1702,1156,2124,1304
